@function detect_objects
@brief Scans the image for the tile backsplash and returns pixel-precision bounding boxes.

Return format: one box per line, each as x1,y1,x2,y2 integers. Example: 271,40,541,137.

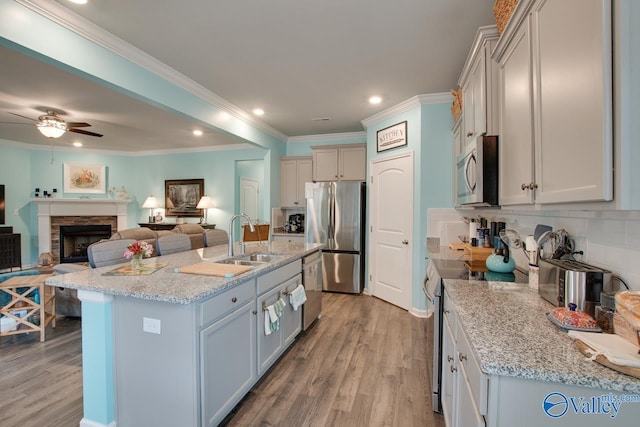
426,208,640,290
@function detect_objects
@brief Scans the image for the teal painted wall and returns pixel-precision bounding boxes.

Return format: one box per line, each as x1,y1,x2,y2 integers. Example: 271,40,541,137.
0,141,271,266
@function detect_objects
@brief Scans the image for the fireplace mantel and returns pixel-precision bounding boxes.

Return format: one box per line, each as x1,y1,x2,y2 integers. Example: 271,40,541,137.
33,198,131,255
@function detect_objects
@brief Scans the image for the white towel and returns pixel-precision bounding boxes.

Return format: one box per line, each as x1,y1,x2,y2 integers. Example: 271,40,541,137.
568,330,640,368
289,284,307,311
264,310,272,336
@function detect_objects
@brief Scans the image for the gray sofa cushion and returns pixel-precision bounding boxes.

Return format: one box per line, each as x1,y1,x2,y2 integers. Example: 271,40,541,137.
87,239,136,268
203,229,229,247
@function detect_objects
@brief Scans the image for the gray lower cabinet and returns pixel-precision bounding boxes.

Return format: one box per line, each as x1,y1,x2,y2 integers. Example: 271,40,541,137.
257,273,302,375
200,299,256,427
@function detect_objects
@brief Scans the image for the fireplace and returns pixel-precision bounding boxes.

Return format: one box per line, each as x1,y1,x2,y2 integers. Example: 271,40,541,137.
59,225,112,263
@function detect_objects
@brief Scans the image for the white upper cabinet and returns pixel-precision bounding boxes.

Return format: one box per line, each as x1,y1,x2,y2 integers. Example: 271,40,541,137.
459,26,500,148
312,144,366,182
493,0,613,206
280,157,312,208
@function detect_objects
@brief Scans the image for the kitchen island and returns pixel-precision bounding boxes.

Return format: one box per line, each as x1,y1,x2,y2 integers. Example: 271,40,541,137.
46,242,323,427
430,247,640,426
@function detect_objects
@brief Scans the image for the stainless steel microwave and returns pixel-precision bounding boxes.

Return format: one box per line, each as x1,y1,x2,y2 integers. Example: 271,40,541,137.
456,135,499,207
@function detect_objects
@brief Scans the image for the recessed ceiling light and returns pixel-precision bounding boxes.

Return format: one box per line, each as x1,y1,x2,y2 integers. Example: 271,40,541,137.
192,130,203,136
68,0,88,4
73,142,83,147
369,96,382,105
253,108,265,116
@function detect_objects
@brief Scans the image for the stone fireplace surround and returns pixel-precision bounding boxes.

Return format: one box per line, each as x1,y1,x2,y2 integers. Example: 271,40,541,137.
33,199,130,264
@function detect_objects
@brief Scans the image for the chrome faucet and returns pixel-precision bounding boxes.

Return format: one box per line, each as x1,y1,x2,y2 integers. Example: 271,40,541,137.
228,213,255,256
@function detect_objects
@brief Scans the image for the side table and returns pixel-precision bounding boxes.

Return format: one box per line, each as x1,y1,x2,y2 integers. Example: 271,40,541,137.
0,273,56,342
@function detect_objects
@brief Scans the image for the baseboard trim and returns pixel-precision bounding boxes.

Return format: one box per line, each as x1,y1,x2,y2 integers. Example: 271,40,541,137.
409,307,429,318
80,418,116,427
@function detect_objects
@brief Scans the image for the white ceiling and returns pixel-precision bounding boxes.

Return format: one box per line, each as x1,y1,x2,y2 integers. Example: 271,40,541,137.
0,0,496,152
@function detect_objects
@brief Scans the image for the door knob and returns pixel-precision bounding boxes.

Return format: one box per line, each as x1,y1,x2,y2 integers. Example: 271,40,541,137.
402,240,409,245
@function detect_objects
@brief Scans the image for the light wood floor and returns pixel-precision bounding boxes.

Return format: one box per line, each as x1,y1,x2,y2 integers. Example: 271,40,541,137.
0,316,83,427
224,293,445,427
0,293,444,427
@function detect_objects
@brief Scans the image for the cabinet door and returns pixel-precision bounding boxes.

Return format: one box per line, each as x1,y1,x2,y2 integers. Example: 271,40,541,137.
281,274,302,345
499,19,535,206
339,146,366,181
462,72,475,146
463,54,486,146
441,315,457,427
313,148,339,181
296,158,312,206
456,371,486,427
200,300,256,427
257,286,285,375
532,0,613,204
280,159,298,207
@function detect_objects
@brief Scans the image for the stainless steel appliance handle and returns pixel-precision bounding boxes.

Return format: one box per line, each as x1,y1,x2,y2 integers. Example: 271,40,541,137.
464,153,476,193
329,183,336,242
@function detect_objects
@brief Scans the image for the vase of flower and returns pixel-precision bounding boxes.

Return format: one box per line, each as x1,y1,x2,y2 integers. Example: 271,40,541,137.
124,241,154,272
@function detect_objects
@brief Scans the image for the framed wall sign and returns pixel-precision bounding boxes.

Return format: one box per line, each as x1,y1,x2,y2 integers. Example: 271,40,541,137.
63,163,106,194
165,179,204,218
377,121,407,152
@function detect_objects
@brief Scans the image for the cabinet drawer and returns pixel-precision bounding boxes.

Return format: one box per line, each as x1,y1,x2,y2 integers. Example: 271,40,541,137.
456,320,489,415
200,279,255,327
257,260,302,295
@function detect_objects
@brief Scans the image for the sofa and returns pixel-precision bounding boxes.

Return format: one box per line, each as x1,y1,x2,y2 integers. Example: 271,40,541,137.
53,225,229,317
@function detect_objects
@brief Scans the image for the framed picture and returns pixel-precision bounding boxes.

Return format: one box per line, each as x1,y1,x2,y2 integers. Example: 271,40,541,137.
377,121,407,152
165,179,204,218
63,163,106,194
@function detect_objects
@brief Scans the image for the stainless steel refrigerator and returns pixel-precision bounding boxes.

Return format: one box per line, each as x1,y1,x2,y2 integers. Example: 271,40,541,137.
305,181,365,294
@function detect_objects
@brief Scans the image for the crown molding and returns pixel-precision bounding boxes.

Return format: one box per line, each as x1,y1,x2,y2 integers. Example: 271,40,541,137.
0,138,255,156
287,131,366,144
361,92,452,128
15,0,288,142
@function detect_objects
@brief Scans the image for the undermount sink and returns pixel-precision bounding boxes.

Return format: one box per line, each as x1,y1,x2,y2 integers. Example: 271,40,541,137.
214,259,265,267
240,253,286,263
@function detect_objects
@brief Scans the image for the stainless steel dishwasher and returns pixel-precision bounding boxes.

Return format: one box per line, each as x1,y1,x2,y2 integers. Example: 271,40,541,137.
302,251,322,330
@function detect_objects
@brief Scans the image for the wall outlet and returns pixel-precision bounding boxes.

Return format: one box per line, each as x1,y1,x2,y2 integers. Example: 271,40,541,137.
143,317,161,335
14,209,19,216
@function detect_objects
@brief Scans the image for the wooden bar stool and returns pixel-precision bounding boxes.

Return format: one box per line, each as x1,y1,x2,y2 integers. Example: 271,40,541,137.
0,273,56,342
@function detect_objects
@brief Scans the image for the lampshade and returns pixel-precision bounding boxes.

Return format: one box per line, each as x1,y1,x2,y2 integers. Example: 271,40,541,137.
196,195,215,209
142,196,160,209
36,116,67,138
165,197,175,209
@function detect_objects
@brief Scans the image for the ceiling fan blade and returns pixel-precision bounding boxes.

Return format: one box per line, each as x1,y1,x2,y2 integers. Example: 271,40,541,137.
69,128,103,137
66,122,91,128
9,112,37,121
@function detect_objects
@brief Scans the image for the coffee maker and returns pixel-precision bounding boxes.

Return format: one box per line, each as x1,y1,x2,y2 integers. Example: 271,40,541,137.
288,214,304,233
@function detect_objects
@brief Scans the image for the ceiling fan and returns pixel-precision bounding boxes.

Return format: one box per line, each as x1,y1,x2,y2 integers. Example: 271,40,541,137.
5,110,103,138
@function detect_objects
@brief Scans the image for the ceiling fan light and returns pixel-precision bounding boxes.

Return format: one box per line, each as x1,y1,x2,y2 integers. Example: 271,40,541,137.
36,116,67,138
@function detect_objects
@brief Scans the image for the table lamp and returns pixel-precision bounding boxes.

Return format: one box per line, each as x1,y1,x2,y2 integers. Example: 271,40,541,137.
142,196,160,223
196,195,215,224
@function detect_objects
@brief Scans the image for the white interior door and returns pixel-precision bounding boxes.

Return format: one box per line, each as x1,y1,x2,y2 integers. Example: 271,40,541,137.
369,152,413,310
239,178,259,223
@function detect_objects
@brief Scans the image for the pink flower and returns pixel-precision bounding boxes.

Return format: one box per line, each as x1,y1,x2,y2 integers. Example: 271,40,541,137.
124,241,154,259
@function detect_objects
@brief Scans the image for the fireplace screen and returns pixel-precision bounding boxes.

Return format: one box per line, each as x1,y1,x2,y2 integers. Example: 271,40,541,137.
59,225,112,263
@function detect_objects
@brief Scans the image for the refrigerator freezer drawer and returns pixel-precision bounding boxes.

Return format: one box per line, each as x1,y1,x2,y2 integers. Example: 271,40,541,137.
321,252,363,294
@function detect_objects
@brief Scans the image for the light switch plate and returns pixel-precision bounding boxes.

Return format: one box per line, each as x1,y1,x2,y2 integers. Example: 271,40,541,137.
143,317,161,335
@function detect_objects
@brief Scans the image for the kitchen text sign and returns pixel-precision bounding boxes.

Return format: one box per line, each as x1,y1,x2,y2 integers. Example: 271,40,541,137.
377,121,407,152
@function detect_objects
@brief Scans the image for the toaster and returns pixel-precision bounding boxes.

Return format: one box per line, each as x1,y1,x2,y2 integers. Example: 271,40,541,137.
538,259,612,317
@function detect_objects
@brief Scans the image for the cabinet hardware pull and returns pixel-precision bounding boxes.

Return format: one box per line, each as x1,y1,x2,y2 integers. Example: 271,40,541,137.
450,365,458,373
466,132,473,137
402,240,409,245
459,353,467,362
252,310,257,315
231,297,237,303
521,182,538,191
443,309,450,314
294,202,298,205
447,355,454,362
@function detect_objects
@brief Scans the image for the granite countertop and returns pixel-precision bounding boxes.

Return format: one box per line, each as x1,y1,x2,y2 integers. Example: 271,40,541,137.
439,261,640,394
46,242,323,305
